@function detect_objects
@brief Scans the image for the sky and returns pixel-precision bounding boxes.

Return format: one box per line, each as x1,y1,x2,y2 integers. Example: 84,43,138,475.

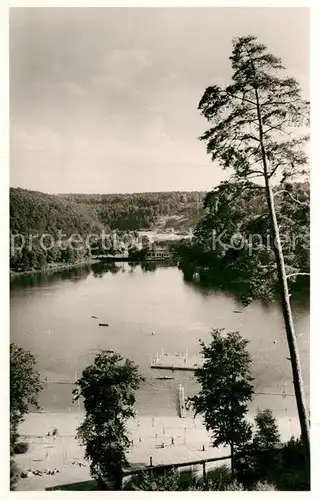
10,7,309,194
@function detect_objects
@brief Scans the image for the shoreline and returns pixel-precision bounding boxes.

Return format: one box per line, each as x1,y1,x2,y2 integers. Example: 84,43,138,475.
10,259,97,280
9,257,177,280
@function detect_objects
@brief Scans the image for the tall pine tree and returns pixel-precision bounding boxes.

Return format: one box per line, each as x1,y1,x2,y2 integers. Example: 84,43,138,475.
197,35,309,468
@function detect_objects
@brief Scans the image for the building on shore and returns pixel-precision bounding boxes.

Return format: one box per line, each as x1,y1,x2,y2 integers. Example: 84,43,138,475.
147,243,173,261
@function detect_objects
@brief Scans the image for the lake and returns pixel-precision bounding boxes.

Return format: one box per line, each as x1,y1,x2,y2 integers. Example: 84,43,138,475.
10,262,309,424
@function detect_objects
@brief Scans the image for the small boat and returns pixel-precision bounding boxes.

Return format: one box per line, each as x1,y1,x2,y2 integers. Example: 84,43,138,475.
233,310,242,314
156,376,174,380
99,322,109,327
91,315,98,319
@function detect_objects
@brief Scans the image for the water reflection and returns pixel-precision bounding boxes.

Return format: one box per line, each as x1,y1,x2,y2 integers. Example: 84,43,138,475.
11,261,310,314
91,260,175,276
141,261,157,273
91,261,121,277
10,264,91,289
180,268,309,311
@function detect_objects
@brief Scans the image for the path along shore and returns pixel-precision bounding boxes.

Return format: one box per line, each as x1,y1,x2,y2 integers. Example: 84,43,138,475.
14,411,300,491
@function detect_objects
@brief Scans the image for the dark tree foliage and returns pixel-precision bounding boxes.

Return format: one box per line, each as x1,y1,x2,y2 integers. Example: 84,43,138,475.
252,408,281,449
60,191,204,233
10,187,104,236
72,350,144,489
10,342,43,455
277,437,309,490
235,408,281,487
236,432,309,491
180,180,309,300
13,441,29,454
190,329,254,475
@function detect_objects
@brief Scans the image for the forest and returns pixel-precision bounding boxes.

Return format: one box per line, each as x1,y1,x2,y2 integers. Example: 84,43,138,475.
178,181,310,300
10,188,204,272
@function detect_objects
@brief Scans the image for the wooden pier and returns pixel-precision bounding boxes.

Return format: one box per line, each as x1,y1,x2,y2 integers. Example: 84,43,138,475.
150,348,202,372
178,383,186,418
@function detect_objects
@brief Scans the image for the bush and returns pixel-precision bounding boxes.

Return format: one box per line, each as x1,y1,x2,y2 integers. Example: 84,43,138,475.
14,441,29,454
125,468,188,491
236,435,309,491
206,465,235,490
253,481,276,491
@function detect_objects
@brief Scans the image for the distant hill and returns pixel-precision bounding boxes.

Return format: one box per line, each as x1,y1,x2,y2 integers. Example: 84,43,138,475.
58,191,205,233
10,188,104,236
10,188,205,272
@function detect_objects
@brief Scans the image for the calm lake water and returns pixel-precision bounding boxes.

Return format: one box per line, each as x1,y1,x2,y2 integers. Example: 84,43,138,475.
10,262,309,421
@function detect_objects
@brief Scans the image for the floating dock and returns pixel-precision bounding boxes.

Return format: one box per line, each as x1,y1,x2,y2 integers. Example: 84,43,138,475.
150,348,202,371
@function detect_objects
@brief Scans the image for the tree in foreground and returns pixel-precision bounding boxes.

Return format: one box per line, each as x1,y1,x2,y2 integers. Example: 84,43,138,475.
10,342,43,455
72,350,144,489
197,34,310,466
236,412,309,490
190,329,254,475
235,408,281,487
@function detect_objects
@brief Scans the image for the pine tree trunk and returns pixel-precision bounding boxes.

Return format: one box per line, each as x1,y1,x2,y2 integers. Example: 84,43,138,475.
254,88,310,472
115,469,123,490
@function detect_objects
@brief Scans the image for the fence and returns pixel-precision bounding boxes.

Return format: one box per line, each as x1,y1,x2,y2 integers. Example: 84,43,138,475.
121,453,232,488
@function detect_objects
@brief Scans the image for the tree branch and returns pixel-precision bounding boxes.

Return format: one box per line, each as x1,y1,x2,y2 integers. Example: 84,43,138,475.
273,190,309,207
268,162,287,179
224,90,256,106
286,272,310,279
242,134,260,142
262,120,291,136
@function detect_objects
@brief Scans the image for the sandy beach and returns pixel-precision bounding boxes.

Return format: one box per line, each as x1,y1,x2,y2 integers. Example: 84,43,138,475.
14,411,300,491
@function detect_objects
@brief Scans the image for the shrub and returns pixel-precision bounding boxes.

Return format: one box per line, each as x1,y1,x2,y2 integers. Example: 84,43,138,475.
124,466,245,491
253,481,276,491
14,441,29,454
